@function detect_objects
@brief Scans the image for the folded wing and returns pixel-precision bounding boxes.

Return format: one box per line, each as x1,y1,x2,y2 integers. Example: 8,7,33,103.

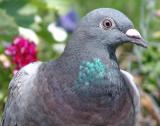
120,69,140,114
1,62,42,126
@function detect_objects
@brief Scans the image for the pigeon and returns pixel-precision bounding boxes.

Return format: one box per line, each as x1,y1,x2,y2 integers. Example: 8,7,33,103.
1,8,147,126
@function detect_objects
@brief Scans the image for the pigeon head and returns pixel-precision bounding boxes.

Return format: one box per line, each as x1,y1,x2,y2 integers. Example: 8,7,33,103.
75,8,148,49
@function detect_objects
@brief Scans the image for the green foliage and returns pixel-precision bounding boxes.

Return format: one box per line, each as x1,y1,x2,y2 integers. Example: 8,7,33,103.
0,64,12,116
0,9,18,41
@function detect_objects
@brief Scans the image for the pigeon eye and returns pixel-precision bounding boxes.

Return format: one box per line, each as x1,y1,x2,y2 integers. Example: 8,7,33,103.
100,18,115,30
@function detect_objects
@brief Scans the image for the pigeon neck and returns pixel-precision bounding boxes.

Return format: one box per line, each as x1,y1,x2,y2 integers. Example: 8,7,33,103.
63,39,119,69
104,45,118,68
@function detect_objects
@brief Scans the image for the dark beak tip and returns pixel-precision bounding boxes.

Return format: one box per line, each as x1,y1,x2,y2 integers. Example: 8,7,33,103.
141,41,148,48
140,39,148,48
129,37,148,48
144,44,148,48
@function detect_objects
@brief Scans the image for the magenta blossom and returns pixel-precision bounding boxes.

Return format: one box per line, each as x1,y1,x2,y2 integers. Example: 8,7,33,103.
5,36,38,72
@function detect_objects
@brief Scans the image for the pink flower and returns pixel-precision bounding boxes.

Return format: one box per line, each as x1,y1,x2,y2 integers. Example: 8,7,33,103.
5,36,38,72
0,54,11,68
156,9,160,17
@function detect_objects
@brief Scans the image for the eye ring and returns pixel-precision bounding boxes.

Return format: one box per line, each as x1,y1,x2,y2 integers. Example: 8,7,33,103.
100,18,115,30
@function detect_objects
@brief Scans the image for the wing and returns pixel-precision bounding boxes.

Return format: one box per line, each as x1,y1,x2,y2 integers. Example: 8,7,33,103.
120,69,140,114
1,62,42,126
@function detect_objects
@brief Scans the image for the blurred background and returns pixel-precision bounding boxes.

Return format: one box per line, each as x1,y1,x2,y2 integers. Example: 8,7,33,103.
0,0,160,125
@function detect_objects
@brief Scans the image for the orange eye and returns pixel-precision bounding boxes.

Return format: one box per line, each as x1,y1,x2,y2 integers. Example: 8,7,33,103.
103,19,112,28
100,18,115,30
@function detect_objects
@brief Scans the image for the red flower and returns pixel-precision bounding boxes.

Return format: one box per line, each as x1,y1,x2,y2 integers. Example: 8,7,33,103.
5,36,38,72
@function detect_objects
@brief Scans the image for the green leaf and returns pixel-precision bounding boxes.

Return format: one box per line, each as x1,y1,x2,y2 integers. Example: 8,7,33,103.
0,0,34,27
0,9,18,40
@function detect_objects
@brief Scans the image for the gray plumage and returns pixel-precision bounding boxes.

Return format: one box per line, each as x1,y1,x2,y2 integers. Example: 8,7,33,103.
1,8,147,126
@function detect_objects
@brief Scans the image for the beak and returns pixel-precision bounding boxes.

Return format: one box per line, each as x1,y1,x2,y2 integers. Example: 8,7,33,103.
125,29,148,48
